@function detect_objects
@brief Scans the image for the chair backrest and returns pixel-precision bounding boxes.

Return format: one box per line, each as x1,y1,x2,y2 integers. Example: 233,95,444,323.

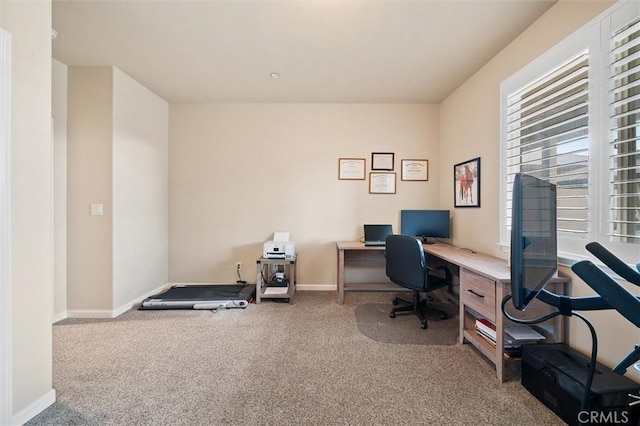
385,234,427,291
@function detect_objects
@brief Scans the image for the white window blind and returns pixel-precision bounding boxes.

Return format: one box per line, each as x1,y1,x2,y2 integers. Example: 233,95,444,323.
609,18,640,244
505,53,590,238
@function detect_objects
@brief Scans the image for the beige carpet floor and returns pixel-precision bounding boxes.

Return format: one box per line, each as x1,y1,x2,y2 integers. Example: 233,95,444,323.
354,299,458,345
27,291,564,425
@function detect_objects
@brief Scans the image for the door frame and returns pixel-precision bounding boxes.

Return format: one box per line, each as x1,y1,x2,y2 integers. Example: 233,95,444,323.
0,27,13,425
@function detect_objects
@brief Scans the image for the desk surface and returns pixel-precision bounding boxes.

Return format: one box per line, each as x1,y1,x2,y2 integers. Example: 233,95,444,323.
336,241,387,251
336,241,511,282
423,243,510,283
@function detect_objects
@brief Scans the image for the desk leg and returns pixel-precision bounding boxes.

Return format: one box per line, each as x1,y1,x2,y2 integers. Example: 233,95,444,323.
495,282,506,383
289,261,295,305
458,296,465,345
550,282,565,343
337,248,345,304
256,264,262,304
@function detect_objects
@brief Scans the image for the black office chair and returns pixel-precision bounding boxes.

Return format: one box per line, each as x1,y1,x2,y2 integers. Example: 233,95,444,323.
385,234,452,329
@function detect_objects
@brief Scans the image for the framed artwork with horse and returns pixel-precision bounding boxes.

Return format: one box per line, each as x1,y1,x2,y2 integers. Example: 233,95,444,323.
454,157,480,208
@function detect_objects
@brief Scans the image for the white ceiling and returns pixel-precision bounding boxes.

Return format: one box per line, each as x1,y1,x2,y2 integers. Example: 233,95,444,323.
52,0,557,103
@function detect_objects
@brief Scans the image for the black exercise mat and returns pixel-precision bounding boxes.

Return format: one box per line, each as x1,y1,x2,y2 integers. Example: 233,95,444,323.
139,284,255,310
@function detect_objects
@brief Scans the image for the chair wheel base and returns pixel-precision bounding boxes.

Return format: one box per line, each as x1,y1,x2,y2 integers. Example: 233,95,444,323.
388,291,448,330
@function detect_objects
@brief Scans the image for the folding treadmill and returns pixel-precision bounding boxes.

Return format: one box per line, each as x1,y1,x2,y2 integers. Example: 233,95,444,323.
139,284,255,310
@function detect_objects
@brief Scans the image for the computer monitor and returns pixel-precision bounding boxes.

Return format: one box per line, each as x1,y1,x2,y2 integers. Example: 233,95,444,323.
400,210,451,244
510,173,557,310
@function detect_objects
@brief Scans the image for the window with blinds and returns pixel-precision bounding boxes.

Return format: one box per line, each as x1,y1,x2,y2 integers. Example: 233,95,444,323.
505,53,590,238
609,18,640,244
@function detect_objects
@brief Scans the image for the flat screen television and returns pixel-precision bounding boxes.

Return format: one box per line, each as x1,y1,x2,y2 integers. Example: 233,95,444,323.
400,210,450,244
510,173,558,310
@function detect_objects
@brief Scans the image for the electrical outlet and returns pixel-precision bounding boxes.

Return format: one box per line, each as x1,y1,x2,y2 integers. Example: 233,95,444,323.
236,262,242,271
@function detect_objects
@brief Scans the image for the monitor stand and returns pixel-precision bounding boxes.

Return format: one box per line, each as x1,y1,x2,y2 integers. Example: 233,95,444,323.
421,236,435,244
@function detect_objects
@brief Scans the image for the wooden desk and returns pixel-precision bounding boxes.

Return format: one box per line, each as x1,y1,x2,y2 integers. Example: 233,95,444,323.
335,241,406,304
336,241,567,382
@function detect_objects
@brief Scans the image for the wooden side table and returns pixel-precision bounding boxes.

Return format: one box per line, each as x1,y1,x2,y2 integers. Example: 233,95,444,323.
256,256,296,304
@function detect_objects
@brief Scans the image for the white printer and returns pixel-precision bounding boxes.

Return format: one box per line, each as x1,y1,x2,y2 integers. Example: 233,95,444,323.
263,231,295,259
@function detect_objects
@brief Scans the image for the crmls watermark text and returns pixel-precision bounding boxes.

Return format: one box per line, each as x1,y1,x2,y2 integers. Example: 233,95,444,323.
578,411,630,424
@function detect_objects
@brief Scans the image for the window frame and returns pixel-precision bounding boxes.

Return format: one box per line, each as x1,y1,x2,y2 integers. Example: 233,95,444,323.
500,0,640,266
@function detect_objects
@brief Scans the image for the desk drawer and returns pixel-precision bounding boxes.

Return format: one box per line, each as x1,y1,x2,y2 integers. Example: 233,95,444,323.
461,269,496,322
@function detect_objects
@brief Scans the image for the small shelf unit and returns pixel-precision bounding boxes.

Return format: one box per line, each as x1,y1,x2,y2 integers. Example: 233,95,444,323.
256,256,297,304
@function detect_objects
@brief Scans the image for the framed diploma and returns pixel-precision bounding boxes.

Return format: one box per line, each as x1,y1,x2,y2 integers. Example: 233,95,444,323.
338,158,366,180
401,159,428,181
369,172,396,194
371,152,394,170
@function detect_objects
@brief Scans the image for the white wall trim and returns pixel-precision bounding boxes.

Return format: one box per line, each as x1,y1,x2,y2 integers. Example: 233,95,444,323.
112,283,168,317
65,309,117,319
167,282,336,292
64,283,336,319
168,282,336,292
0,28,12,426
296,284,335,291
11,389,55,426
52,311,68,324
66,282,169,319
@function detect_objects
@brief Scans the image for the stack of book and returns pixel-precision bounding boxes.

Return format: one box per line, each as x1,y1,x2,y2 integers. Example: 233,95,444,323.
474,318,546,357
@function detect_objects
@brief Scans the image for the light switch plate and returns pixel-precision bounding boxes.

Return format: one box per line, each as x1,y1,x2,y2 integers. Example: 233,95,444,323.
90,203,103,216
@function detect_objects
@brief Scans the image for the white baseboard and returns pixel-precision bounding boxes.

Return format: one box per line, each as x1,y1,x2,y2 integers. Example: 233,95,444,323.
65,309,113,319
66,283,170,319
65,283,336,319
166,282,235,286
52,310,67,324
11,388,55,426
168,283,336,291
296,284,336,291
112,283,169,317
167,282,337,292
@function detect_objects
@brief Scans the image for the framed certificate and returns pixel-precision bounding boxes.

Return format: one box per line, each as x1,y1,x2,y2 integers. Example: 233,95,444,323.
401,159,428,181
338,158,366,180
371,152,394,170
369,172,396,194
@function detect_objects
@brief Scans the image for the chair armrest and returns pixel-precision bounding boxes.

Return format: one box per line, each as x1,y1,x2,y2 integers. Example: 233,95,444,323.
427,265,452,289
428,265,452,280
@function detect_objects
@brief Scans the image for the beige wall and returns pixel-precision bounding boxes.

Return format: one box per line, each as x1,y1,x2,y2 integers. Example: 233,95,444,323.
2,0,56,419
6,1,637,421
67,66,114,312
52,58,67,321
112,67,168,309
439,0,640,377
440,0,615,258
67,66,169,315
169,103,440,285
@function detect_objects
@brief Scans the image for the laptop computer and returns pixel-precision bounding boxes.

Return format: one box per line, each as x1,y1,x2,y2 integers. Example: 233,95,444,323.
364,224,393,246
